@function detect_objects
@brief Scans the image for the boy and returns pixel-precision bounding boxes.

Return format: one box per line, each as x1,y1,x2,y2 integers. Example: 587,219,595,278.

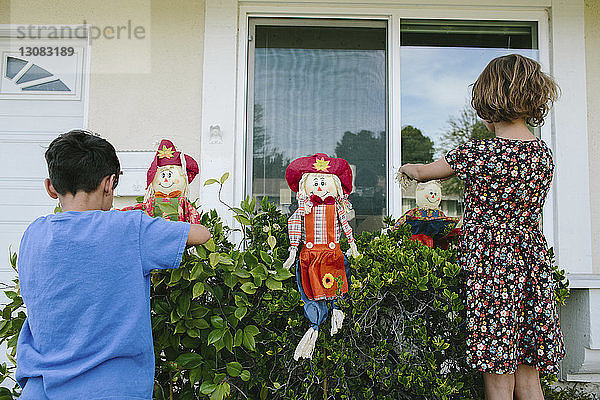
16,130,211,399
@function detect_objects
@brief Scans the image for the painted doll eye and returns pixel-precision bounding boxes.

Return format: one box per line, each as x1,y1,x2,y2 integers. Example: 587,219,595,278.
321,181,326,186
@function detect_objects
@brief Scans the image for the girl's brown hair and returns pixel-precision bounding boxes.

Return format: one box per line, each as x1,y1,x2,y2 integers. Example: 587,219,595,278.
471,54,559,127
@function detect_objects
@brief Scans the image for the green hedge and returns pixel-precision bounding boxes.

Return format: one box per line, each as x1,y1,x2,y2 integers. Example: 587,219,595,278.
0,188,590,400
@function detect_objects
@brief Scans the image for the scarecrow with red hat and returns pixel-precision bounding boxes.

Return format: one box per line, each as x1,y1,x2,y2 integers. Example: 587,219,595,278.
283,153,360,360
120,139,202,224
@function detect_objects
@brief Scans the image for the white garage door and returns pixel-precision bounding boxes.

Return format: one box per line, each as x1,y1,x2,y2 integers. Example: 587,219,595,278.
0,26,90,285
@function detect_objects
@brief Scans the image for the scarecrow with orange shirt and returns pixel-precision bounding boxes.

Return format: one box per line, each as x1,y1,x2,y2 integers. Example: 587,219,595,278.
283,153,360,360
120,139,202,224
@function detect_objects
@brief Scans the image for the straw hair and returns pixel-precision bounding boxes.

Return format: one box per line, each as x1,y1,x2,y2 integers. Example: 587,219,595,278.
471,54,559,127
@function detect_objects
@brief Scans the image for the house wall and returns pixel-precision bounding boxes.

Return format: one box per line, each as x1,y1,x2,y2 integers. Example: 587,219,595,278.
1,0,206,202
586,0,600,274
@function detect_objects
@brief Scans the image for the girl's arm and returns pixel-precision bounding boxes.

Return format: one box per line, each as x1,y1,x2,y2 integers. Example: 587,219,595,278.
400,157,455,183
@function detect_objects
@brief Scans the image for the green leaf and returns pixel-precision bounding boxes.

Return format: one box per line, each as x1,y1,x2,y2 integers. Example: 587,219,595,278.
204,238,216,252
200,381,218,395
193,282,205,298
232,269,251,279
242,332,256,351
244,325,259,336
220,172,230,184
223,329,233,353
267,235,277,250
204,178,219,186
274,268,294,281
250,266,268,280
260,251,272,264
208,328,225,345
209,253,220,267
194,245,208,259
218,254,234,265
240,282,257,294
265,278,282,291
211,315,225,329
175,352,203,369
193,318,210,330
210,382,230,400
240,369,251,381
234,306,247,320
244,252,258,269
234,329,243,347
169,268,182,284
235,215,252,225
189,367,203,384
226,361,242,377
177,296,190,316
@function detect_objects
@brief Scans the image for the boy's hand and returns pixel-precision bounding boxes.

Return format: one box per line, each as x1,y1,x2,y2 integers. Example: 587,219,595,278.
187,224,211,245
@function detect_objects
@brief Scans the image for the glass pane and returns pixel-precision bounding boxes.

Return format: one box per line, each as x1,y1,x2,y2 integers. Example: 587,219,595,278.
6,56,28,79
400,19,538,217
16,64,53,84
250,22,387,232
22,79,70,91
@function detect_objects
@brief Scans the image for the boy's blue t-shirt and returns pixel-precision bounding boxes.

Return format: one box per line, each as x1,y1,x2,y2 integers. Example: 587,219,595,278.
16,210,190,400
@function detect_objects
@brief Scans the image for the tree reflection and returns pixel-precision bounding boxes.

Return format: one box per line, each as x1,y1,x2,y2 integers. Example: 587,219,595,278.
334,130,386,230
438,107,493,196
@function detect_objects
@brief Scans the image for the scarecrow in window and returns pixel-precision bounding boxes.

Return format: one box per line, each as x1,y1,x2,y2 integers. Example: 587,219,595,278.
394,179,460,249
283,153,360,360
120,139,202,224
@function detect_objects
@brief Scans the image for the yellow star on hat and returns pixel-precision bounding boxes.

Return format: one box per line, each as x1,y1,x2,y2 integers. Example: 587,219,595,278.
313,158,330,172
157,145,175,159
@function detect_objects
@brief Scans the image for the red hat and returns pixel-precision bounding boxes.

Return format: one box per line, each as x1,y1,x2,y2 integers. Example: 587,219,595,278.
285,153,353,194
146,139,199,187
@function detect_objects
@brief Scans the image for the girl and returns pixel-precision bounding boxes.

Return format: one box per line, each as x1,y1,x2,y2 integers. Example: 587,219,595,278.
400,54,563,400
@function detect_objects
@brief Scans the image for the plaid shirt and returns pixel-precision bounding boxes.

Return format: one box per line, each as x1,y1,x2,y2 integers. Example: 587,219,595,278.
288,198,354,248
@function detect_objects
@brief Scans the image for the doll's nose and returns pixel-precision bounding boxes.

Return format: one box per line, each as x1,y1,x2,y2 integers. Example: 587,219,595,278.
317,187,322,191
164,178,169,182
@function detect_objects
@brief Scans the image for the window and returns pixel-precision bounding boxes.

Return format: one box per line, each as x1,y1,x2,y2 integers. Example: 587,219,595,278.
247,19,387,233
400,19,539,217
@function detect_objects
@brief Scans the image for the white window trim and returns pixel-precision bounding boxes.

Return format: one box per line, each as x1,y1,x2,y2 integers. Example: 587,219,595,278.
201,1,593,276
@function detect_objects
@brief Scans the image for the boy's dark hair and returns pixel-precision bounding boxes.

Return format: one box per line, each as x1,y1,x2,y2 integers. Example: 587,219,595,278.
471,54,559,127
45,130,120,195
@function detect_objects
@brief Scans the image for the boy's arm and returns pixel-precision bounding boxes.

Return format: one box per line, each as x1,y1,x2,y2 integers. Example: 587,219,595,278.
187,224,211,245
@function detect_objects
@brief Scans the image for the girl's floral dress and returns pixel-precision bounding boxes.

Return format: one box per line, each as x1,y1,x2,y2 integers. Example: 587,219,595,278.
445,137,565,374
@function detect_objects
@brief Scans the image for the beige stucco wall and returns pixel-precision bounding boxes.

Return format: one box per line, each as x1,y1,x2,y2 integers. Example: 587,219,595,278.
2,0,204,156
586,0,600,273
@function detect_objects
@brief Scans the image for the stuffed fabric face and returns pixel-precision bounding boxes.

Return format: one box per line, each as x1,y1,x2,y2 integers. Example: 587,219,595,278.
299,173,343,200
416,181,442,210
152,165,188,197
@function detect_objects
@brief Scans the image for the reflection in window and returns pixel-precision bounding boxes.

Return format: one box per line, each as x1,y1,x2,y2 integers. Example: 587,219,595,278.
400,19,539,217
249,22,387,233
5,57,28,79
16,64,53,84
22,79,70,91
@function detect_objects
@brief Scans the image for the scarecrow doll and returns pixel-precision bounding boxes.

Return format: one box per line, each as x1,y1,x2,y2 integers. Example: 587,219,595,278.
283,153,360,360
394,180,460,249
120,139,202,224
